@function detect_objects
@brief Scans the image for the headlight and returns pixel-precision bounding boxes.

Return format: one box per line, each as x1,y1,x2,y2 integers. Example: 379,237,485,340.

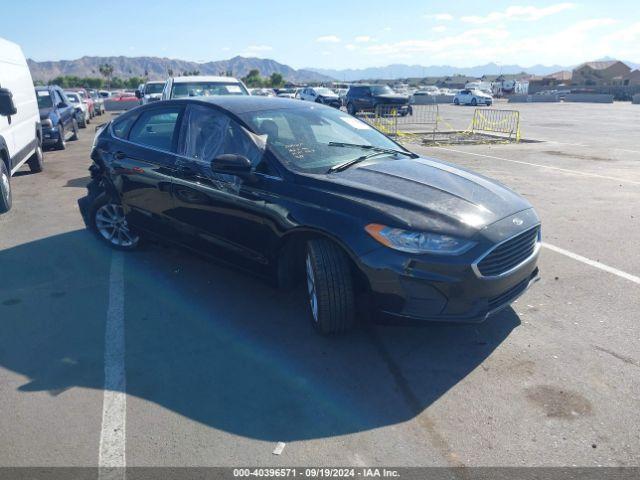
41,119,53,128
365,224,475,255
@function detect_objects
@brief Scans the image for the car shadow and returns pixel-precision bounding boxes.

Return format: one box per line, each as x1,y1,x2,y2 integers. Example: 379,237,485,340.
0,230,520,441
64,176,91,188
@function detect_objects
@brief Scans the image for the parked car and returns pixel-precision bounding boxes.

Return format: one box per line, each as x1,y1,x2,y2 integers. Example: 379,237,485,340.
454,89,493,106
98,90,111,99
135,81,165,104
249,88,276,97
88,89,105,115
161,75,250,100
36,86,78,150
66,88,95,118
64,90,90,128
107,92,140,111
0,37,44,213
298,87,341,108
345,84,411,115
79,97,540,334
275,88,297,99
414,86,440,96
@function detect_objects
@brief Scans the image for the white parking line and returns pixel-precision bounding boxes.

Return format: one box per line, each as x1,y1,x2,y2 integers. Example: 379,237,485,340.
432,147,640,186
99,252,126,480
543,243,640,285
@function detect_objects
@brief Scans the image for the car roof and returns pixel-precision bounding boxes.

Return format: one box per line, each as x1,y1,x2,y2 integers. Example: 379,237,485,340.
171,76,240,84
145,80,165,85
173,96,332,114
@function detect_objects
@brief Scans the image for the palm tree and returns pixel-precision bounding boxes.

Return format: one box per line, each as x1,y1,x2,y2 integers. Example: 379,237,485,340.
98,63,114,89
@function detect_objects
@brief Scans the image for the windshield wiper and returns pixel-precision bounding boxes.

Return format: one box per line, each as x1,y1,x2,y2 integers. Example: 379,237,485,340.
326,142,418,173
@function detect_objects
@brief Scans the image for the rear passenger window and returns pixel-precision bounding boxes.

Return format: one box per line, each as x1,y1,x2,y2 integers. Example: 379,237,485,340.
128,107,181,152
111,114,136,139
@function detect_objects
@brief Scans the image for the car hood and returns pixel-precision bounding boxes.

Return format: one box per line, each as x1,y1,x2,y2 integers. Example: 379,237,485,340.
315,157,532,237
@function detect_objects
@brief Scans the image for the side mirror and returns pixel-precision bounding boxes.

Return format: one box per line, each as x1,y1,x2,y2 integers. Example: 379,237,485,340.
134,90,142,99
57,102,67,109
0,88,17,116
211,154,252,177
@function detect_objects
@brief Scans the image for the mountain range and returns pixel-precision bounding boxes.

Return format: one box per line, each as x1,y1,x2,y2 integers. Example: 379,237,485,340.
27,55,640,84
308,58,640,81
27,56,333,83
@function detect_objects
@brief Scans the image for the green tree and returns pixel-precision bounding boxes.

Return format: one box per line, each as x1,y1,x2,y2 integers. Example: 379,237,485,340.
269,73,284,88
243,69,263,88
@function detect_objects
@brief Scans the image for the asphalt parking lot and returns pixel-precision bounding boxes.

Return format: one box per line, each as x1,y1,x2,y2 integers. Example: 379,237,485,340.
0,103,639,468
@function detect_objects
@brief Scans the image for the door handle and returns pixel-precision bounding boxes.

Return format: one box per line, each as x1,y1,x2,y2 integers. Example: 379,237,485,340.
114,151,126,160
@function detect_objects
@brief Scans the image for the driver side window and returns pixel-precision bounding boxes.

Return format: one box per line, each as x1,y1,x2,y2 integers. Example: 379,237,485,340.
177,104,264,181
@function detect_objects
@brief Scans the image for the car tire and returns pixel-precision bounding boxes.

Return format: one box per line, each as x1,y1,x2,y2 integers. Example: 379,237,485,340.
70,119,79,141
471,98,477,106
27,142,44,173
56,124,66,150
79,114,87,129
454,98,459,105
305,238,355,334
347,102,356,116
89,193,140,251
0,159,12,214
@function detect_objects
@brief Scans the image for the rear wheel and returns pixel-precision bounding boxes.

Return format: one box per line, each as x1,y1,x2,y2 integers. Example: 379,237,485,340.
305,239,355,334
0,159,12,213
27,142,43,173
89,194,140,250
454,98,459,105
471,97,477,106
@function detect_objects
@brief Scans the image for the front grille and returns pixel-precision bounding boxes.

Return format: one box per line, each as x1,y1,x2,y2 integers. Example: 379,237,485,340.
488,277,530,312
477,226,540,277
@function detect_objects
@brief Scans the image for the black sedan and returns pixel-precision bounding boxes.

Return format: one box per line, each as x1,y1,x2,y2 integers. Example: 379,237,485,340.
79,97,540,334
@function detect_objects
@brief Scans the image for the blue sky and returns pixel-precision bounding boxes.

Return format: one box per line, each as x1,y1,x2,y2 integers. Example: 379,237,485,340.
5,0,640,69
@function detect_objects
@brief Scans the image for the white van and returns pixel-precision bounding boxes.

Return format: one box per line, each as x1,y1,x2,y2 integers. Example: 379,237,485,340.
0,37,43,213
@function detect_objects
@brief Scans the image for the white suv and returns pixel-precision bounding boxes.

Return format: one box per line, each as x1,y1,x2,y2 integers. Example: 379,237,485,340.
0,37,43,214
161,76,250,100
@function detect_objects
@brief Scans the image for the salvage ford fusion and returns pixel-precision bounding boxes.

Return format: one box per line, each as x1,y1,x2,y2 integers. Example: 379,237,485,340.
79,97,540,334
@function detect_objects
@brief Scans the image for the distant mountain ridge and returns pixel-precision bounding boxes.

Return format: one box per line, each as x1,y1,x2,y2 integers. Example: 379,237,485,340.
308,59,640,81
27,55,334,83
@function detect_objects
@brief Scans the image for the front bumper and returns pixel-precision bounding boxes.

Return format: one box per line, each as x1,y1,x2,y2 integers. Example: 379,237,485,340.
41,126,60,146
356,210,541,323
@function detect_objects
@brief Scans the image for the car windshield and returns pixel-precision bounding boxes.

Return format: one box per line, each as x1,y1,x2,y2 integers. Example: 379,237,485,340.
371,85,393,95
239,105,410,174
145,83,164,94
36,91,53,108
65,93,80,104
315,88,334,95
76,91,86,99
171,82,248,98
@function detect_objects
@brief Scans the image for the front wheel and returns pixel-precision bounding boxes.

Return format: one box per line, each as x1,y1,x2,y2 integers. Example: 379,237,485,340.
454,98,459,105
0,160,12,213
89,194,140,250
69,119,79,141
347,102,356,116
56,124,66,150
27,143,43,173
305,239,355,334
471,98,477,106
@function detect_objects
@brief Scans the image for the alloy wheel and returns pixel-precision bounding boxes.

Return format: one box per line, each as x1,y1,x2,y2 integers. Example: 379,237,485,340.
95,203,139,247
1,171,10,202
